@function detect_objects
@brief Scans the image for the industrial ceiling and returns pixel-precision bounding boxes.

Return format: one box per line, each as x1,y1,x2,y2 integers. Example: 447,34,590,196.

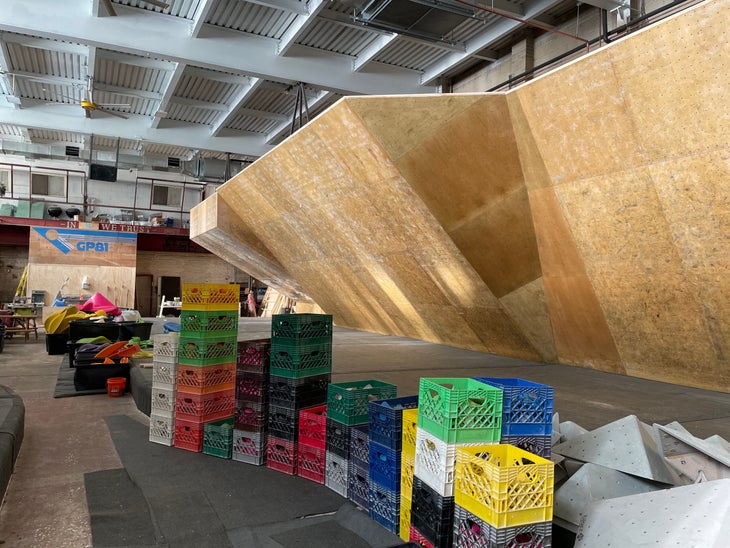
0,0,578,164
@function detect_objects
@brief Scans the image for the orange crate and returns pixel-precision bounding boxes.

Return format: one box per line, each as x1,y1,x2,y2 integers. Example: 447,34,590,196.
175,388,235,422
176,362,236,395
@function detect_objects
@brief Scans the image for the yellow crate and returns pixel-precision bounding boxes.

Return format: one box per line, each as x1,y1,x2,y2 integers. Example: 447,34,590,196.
454,444,554,528
399,494,412,542
182,283,240,310
401,407,418,457
400,452,415,498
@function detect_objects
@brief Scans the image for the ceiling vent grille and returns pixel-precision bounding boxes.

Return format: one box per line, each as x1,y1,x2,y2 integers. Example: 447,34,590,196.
65,146,80,157
168,157,181,168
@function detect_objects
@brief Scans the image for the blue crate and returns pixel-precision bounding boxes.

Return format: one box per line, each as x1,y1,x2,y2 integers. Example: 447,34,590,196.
473,377,553,437
349,425,369,471
347,463,370,510
369,482,400,534
369,440,401,492
368,395,419,451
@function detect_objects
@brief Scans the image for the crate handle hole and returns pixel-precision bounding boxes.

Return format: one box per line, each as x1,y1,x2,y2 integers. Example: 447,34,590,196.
377,412,387,421
335,393,343,400
467,397,485,407
466,519,481,535
367,393,379,401
426,440,436,451
428,389,439,400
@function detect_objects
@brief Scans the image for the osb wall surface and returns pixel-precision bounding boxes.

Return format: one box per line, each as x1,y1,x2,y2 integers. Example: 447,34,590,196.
191,0,729,391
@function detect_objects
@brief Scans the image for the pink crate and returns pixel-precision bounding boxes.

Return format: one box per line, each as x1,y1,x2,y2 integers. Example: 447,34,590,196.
298,405,327,449
175,388,235,422
174,418,204,452
297,442,326,484
237,339,271,372
267,436,297,475
410,526,436,548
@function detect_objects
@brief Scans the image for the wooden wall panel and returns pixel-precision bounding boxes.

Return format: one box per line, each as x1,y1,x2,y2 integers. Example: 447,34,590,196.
27,265,136,309
29,227,137,267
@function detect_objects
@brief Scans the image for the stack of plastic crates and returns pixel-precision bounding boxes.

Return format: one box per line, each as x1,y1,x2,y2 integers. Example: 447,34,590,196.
473,377,554,459
268,313,333,476
452,444,555,547
233,338,271,465
173,283,239,455
149,333,179,446
367,395,418,538
297,404,327,482
411,378,504,548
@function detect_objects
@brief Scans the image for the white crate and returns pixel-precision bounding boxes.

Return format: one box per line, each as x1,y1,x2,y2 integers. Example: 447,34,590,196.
153,333,179,363
232,430,266,465
152,361,178,388
151,385,176,418
414,426,486,497
149,413,174,446
325,451,348,497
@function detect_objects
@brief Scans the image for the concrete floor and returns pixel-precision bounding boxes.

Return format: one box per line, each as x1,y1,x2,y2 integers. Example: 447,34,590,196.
1,317,730,547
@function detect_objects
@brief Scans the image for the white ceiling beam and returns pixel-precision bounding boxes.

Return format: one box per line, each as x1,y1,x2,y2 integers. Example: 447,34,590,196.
96,49,175,71
419,0,568,85
211,79,265,137
352,34,399,72
169,94,228,112
189,0,216,38
0,33,88,56
265,89,336,144
85,45,97,81
244,0,308,16
151,62,185,129
0,0,434,96
10,71,86,87
234,107,289,122
277,0,328,56
0,100,273,156
184,66,249,86
0,39,21,109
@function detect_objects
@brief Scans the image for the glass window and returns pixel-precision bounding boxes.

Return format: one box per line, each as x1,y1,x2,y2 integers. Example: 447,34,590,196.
152,184,183,207
0,169,9,196
31,172,66,197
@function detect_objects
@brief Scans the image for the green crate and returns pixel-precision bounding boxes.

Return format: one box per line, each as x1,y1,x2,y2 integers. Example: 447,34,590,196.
203,417,234,459
327,380,397,426
271,313,333,340
418,378,503,444
270,340,332,379
180,309,239,339
178,335,237,366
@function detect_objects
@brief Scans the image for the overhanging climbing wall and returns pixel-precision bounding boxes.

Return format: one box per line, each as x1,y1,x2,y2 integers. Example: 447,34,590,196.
191,0,729,392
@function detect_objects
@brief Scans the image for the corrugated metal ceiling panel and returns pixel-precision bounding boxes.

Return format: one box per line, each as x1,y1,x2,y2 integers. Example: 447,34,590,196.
224,114,280,134
166,103,219,125
244,85,294,114
5,41,85,81
28,129,85,143
15,80,77,104
297,18,376,57
175,74,238,105
206,0,297,38
113,0,200,18
374,39,446,71
93,91,155,116
0,124,26,139
95,56,167,95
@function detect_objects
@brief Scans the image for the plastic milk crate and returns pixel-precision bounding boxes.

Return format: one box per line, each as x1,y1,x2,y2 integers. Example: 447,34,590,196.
235,370,269,403
153,333,179,364
181,283,239,311
151,386,176,418
411,476,455,548
269,340,332,379
418,378,503,444
203,417,234,459
267,436,297,475
298,405,327,449
349,425,370,471
237,339,271,373
326,418,355,459
453,504,553,548
268,404,299,441
177,336,237,366
347,463,370,510
149,413,175,446
473,378,553,437
400,452,415,499
327,380,398,426
271,313,332,340
297,443,326,484
152,361,177,389
268,374,330,409
369,481,400,534
234,400,267,431
175,388,236,423
409,526,435,548
368,395,419,451
325,451,349,497
414,426,485,497
502,435,552,459
369,441,401,492
401,408,419,458
174,418,204,452
399,495,412,542
176,362,236,395
232,430,267,465
454,444,554,528
179,309,239,338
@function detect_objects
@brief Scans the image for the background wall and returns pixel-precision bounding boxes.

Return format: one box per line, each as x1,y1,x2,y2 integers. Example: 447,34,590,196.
0,245,28,303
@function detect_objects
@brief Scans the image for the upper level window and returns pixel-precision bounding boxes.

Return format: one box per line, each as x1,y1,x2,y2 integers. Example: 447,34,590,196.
31,172,66,197
0,169,9,196
152,184,183,207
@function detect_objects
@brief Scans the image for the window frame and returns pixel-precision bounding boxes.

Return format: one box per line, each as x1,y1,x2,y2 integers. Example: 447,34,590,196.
151,183,183,208
31,171,67,198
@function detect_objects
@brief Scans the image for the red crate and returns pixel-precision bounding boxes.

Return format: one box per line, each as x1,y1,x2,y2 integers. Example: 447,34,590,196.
174,418,204,452
299,405,327,449
410,526,436,548
297,442,326,484
267,436,297,475
177,363,236,395
175,389,235,422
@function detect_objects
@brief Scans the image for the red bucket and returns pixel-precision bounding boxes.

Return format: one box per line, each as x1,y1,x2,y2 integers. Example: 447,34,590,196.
107,377,127,397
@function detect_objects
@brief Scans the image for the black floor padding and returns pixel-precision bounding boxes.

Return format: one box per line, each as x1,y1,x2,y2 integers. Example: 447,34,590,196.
84,468,158,547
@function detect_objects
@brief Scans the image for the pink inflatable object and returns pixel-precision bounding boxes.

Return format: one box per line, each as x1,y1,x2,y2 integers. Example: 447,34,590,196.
79,292,122,316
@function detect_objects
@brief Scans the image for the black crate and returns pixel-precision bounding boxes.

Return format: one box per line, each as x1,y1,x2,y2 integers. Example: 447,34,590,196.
411,476,455,548
234,400,267,431
235,370,269,403
236,339,271,373
326,417,354,459
347,463,370,510
268,404,298,441
69,319,152,341
46,333,69,355
268,373,330,409
73,361,129,391
349,425,369,471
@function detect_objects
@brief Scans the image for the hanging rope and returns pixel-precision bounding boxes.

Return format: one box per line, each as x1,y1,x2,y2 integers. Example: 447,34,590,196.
289,82,310,136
